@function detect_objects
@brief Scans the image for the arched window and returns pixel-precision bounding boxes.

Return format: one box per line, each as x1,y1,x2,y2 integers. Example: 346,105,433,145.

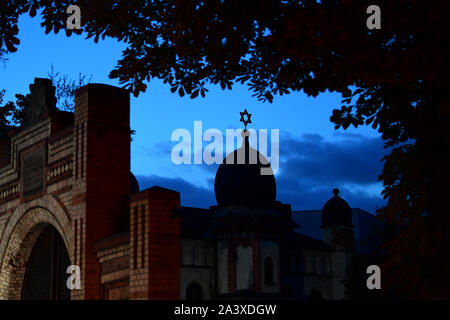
186,282,203,300
264,257,275,285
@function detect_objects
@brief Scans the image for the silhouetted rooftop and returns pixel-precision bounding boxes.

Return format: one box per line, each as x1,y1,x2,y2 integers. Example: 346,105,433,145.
179,206,212,239
283,232,331,251
322,188,352,227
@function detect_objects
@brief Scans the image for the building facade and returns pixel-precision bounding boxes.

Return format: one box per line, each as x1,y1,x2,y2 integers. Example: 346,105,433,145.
0,79,365,300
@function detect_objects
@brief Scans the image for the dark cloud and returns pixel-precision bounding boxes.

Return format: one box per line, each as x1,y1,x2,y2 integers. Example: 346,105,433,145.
145,141,173,156
275,175,385,213
136,133,387,213
136,174,215,208
275,133,387,212
279,133,387,185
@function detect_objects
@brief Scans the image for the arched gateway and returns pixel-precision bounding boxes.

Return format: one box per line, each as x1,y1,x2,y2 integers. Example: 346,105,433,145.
0,195,73,300
0,80,183,300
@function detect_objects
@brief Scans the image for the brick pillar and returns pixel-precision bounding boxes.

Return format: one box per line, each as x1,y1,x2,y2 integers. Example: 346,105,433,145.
129,187,181,300
72,84,130,299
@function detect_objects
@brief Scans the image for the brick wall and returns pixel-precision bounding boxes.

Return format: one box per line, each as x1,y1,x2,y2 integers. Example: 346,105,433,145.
72,84,131,299
0,112,75,299
129,187,181,300
94,232,130,300
0,80,131,300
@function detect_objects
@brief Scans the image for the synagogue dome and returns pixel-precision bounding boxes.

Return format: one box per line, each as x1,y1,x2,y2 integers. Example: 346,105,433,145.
214,130,276,207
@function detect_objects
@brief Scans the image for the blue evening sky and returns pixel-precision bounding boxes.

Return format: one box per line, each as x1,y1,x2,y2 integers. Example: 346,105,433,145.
0,14,386,213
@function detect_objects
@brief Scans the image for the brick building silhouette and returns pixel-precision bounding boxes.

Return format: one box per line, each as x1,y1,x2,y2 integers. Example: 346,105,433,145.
0,79,377,300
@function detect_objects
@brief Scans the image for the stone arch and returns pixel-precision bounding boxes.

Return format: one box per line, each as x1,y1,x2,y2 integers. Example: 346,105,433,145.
181,275,211,300
0,195,73,299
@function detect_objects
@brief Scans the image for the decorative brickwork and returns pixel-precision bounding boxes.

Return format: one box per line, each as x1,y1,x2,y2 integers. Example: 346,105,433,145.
0,183,20,204
0,195,73,299
0,79,134,300
71,83,131,299
95,233,130,300
0,79,185,300
46,157,73,186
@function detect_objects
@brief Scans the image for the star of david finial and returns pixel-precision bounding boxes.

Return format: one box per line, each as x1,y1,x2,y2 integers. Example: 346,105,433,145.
239,108,252,130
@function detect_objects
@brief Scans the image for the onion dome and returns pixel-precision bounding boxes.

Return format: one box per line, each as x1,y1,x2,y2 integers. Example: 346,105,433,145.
321,188,352,226
214,130,276,206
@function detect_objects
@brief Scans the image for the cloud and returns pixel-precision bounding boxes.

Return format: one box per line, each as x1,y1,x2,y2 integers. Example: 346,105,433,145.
275,175,385,213
136,174,215,208
275,132,388,212
278,132,387,185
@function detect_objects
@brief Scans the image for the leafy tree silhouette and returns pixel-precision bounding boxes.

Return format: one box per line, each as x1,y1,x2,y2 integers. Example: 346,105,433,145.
1,0,449,298
47,64,92,112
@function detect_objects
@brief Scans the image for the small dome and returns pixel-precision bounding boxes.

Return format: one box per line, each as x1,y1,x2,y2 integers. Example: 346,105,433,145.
214,131,276,206
322,188,352,226
130,172,140,194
